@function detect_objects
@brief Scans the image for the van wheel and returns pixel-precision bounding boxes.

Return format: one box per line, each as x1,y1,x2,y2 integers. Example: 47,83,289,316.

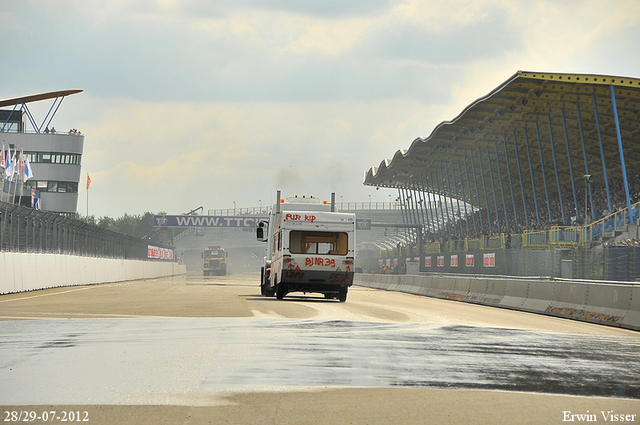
276,284,285,300
338,287,348,303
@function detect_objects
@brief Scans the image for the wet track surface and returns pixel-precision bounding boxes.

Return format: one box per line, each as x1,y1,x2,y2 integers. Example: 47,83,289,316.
2,317,639,405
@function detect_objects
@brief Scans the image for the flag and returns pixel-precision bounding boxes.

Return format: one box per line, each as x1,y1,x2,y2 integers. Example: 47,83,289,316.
1,144,5,169
86,174,91,190
24,156,34,181
5,146,13,178
19,149,24,177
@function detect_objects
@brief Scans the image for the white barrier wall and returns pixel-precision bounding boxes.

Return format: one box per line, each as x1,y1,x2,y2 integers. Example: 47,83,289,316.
355,274,640,331
0,253,187,294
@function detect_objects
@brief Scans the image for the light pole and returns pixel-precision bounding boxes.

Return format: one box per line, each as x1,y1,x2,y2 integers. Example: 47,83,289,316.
583,174,592,227
368,194,371,210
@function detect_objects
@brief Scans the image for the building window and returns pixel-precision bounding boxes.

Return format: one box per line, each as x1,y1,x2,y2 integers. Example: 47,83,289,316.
22,152,82,165
26,181,79,193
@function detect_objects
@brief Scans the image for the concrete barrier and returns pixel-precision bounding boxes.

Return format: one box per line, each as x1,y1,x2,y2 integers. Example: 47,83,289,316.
355,273,640,331
0,252,186,294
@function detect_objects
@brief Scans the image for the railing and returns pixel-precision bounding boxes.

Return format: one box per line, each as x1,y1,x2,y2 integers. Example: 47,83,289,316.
582,201,640,244
372,201,639,257
208,201,403,216
0,128,84,136
523,230,550,248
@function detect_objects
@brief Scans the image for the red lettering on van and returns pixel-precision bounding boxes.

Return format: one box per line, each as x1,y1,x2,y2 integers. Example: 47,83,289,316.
285,213,301,221
305,215,316,222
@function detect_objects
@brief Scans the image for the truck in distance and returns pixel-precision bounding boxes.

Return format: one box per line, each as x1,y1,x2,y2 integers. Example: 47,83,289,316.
203,246,227,276
256,191,356,302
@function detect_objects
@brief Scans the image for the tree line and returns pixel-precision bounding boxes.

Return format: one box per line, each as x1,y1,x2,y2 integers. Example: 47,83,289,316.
77,212,166,240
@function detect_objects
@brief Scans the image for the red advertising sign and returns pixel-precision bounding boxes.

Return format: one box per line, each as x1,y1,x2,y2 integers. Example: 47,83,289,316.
437,255,445,267
483,253,496,267
466,254,474,267
425,256,432,267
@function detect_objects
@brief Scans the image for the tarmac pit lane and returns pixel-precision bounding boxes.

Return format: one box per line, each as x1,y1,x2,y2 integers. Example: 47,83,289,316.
1,316,639,406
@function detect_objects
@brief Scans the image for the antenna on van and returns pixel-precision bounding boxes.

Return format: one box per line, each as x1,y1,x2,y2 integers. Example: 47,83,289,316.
276,190,281,214
331,193,336,212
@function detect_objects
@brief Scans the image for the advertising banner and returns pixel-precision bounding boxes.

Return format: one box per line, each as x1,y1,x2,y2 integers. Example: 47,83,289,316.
483,252,496,267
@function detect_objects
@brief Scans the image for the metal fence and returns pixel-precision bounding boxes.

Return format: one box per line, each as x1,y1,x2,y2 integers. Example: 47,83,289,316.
0,201,174,260
367,244,640,282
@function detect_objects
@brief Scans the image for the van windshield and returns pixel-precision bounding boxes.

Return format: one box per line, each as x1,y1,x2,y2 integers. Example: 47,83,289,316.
289,231,348,255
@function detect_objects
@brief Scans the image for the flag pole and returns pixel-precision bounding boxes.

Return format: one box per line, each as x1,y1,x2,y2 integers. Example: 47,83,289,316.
1,143,5,203
86,173,89,217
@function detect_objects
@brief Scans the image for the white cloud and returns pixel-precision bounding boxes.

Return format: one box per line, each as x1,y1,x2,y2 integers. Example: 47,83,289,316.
2,0,639,218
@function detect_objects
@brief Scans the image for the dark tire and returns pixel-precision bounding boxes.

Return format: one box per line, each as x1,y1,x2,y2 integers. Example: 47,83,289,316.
338,287,348,303
260,268,266,296
276,284,285,300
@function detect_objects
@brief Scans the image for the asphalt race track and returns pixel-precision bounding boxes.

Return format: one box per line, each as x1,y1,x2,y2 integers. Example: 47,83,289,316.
1,274,639,424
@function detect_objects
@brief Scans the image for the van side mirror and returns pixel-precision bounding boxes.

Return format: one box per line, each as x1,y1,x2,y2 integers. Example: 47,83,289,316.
256,220,269,242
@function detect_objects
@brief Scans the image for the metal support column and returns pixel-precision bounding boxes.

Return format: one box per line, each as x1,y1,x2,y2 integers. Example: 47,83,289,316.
438,167,452,239
485,147,500,232
444,162,458,237
450,162,464,236
524,127,540,225
431,173,441,236
398,188,408,242
547,114,566,225
463,155,478,236
610,85,634,222
576,102,596,220
535,121,553,223
470,150,485,233
492,142,509,230
420,176,435,235
487,144,509,232
457,161,471,235
502,135,518,229
593,93,612,215
407,186,420,245
561,108,580,221
512,131,528,228
415,185,428,237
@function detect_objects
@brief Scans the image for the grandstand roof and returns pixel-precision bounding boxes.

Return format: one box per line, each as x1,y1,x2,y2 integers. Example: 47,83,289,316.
363,71,640,217
0,90,83,108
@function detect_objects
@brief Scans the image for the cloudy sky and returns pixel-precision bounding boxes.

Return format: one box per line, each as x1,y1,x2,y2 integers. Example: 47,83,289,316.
2,0,639,218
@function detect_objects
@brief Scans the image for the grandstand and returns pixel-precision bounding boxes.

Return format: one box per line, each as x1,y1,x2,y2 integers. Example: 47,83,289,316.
362,71,640,280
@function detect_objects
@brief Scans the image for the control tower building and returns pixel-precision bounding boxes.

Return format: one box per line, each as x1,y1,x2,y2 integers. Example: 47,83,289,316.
1,90,84,215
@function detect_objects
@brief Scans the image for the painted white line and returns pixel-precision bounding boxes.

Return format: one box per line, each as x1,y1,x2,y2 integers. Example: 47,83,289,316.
0,285,98,303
